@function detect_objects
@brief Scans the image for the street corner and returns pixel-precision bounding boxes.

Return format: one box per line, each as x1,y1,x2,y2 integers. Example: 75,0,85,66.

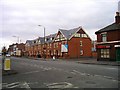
2,70,18,76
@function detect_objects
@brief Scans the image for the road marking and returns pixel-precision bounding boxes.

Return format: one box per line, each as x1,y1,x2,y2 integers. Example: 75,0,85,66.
107,68,118,70
3,82,20,88
20,71,39,75
2,82,31,89
72,70,118,81
46,82,73,88
20,82,31,89
103,76,113,79
72,70,86,76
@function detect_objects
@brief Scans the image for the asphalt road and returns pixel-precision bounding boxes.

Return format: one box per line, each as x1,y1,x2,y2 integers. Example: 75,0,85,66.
1,57,120,89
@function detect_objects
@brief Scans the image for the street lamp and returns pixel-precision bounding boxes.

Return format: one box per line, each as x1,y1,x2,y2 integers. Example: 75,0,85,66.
38,25,45,44
38,25,46,58
12,36,20,43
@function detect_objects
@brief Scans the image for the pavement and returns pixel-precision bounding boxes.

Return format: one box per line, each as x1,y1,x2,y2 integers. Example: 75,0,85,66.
28,57,120,66
77,60,120,66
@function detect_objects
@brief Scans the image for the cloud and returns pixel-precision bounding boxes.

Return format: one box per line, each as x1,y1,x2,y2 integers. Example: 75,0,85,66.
0,0,118,50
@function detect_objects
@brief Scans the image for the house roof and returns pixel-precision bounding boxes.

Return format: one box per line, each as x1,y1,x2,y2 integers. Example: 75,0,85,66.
59,26,81,39
45,33,57,43
95,23,120,34
26,33,57,45
26,26,91,46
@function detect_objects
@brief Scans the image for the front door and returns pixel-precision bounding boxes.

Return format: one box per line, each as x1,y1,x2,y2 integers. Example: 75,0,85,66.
116,48,120,61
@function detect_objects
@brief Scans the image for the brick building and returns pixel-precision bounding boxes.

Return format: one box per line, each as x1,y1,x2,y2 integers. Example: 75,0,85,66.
95,12,120,61
8,43,25,57
25,26,92,59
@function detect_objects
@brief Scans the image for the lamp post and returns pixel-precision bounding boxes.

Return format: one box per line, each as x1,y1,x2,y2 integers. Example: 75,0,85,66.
12,36,20,43
38,25,46,58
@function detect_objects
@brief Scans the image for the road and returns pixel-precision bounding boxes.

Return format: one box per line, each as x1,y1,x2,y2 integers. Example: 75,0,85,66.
1,57,119,89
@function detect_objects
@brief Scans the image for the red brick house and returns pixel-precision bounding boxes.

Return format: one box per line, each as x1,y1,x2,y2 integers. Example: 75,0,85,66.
95,12,120,61
8,43,25,56
25,26,92,59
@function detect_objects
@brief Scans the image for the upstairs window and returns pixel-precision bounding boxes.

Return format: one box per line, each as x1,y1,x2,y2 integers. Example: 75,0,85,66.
74,33,80,37
102,34,107,42
81,34,88,38
55,34,66,41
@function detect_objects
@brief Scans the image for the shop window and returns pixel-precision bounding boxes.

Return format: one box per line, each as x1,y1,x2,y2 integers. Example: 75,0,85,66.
101,49,110,58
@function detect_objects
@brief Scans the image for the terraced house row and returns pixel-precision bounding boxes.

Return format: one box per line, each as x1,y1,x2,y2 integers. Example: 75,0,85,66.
25,26,94,59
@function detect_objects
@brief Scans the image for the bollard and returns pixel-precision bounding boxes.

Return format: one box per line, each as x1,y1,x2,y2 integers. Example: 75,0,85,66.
4,55,11,70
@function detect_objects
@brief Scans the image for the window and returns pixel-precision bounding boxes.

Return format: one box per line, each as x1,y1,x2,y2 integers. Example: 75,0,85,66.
102,34,107,42
47,44,49,48
52,37,54,40
46,38,49,41
54,42,58,48
50,43,52,48
55,34,66,41
81,34,88,38
74,33,80,37
101,49,110,58
80,41,82,46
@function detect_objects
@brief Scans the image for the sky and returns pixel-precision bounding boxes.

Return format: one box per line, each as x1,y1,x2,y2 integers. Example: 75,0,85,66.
0,0,119,51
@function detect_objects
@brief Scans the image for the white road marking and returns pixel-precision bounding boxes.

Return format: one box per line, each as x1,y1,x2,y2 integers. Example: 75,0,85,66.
3,82,31,89
46,82,73,88
72,70,86,76
20,71,39,75
72,70,117,81
6,82,19,87
3,82,19,88
8,85,19,88
103,76,113,79
107,68,118,70
20,82,31,89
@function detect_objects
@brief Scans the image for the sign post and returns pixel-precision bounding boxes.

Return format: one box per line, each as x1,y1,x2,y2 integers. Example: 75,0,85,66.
4,56,11,70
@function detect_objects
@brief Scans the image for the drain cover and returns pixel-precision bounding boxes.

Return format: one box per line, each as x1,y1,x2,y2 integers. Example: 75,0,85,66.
46,82,73,88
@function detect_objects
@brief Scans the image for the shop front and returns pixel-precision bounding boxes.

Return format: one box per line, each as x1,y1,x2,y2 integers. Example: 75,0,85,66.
96,45,111,61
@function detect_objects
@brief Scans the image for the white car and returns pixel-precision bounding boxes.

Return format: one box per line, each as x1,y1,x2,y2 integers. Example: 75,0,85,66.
6,54,11,57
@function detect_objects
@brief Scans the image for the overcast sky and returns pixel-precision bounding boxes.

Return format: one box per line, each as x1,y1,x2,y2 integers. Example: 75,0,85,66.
0,0,119,51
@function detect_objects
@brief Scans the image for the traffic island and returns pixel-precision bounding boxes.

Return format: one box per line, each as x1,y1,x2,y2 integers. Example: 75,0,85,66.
2,70,18,76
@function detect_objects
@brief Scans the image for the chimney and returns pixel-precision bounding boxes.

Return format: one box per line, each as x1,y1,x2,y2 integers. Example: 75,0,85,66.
115,12,120,24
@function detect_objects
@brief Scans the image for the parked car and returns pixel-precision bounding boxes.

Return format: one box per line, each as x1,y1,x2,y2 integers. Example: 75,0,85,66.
6,54,11,57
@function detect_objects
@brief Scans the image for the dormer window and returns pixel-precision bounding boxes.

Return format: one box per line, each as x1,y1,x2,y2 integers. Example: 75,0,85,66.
45,38,47,42
52,37,54,40
46,38,49,41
